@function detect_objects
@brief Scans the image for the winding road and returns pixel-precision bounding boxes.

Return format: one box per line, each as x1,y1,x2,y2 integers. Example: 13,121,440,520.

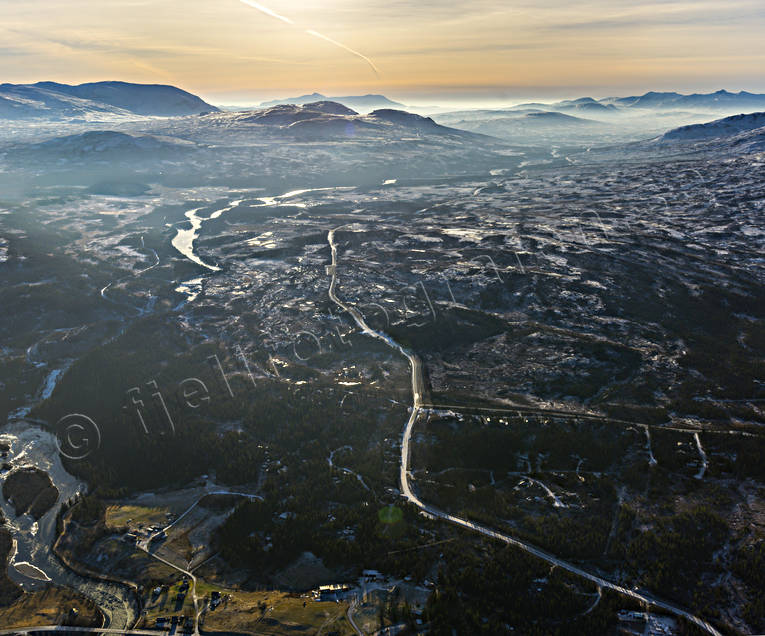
346,596,364,636
326,226,723,636
137,546,199,635
138,488,264,635
328,446,374,494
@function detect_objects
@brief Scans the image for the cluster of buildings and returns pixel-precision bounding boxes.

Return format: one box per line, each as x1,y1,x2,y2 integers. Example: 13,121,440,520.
311,583,352,602
155,615,193,632
617,610,677,635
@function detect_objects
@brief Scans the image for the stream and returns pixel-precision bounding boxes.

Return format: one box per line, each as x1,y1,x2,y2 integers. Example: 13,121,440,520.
0,423,136,628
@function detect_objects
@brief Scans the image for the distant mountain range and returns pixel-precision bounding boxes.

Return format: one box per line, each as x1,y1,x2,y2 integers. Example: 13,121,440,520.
206,101,478,141
4,82,765,123
0,81,219,119
604,89,765,110
508,91,765,114
438,108,598,123
509,97,619,115
434,109,601,138
6,101,481,168
258,92,405,112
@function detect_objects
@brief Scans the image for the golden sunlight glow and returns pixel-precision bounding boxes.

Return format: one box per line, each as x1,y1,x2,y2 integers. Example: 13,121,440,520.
1,0,764,102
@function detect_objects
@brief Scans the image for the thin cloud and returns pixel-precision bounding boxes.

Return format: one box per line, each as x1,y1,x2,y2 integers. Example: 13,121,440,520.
7,28,306,66
237,0,380,77
238,0,294,25
305,30,379,77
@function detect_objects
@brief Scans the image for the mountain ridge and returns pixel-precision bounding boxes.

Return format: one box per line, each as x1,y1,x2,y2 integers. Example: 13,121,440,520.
662,111,765,141
258,92,405,112
604,89,765,110
0,81,219,119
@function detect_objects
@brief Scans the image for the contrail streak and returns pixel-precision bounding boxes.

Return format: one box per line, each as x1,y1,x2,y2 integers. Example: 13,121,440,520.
305,29,379,77
239,0,293,24
237,0,378,77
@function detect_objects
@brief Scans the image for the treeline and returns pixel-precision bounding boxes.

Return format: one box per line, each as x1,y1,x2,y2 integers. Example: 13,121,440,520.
732,540,765,631
624,507,728,613
215,486,441,585
32,311,398,494
517,513,612,561
666,285,765,418
704,435,765,482
423,541,625,635
2,467,59,520
414,414,634,476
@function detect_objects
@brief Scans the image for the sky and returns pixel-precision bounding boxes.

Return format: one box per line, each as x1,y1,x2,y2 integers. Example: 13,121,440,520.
2,0,765,105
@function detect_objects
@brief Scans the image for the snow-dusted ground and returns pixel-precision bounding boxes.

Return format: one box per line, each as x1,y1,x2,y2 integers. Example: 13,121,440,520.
662,112,765,141
0,101,762,633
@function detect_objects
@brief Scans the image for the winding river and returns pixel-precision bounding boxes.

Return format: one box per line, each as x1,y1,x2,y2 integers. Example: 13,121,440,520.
171,188,353,304
0,425,136,628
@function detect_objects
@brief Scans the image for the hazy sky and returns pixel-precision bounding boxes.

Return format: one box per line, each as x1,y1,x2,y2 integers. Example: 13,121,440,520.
2,0,764,104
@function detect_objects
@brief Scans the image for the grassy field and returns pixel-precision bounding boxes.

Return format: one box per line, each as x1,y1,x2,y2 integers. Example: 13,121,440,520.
195,585,357,635
163,530,195,563
83,536,179,587
159,502,229,567
0,587,101,628
105,504,170,531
